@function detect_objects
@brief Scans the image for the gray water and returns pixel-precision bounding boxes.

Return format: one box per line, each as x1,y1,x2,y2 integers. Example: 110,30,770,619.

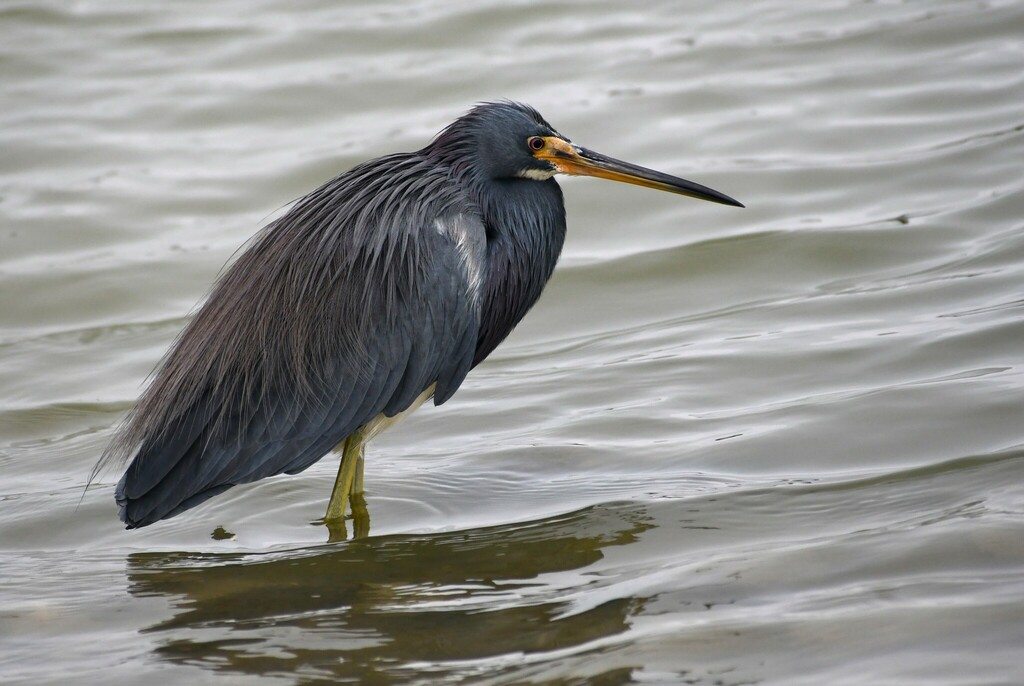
2,1,1024,684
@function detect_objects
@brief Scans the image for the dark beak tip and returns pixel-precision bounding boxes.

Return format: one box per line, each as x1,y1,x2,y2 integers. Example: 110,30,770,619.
705,191,744,208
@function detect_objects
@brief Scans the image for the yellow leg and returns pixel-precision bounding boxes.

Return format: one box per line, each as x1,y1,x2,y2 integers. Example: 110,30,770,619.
353,452,365,496
349,450,370,538
325,430,364,522
350,496,370,539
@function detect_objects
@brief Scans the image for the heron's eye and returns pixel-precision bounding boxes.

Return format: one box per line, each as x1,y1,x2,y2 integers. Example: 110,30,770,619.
528,136,545,151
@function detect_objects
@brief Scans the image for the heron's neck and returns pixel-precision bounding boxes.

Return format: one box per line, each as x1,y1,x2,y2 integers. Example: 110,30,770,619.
471,177,567,365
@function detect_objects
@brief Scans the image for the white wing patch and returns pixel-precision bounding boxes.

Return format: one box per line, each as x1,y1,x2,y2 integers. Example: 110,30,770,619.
435,214,484,304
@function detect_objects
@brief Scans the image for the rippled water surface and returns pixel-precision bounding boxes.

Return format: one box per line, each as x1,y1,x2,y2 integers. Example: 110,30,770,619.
3,1,1024,684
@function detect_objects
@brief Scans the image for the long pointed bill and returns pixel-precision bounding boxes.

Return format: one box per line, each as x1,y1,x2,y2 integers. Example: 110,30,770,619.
534,136,744,208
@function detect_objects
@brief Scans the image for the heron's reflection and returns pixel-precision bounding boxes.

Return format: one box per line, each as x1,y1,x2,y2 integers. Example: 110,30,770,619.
127,502,653,683
321,491,370,542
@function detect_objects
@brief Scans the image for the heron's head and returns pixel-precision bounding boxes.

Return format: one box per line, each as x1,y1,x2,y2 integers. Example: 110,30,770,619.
441,101,566,182
438,101,743,207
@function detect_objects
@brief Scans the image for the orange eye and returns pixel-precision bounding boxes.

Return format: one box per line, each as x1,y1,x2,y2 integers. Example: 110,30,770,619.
528,136,545,151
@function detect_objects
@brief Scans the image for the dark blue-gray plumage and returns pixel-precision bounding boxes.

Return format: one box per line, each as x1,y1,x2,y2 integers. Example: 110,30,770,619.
103,101,741,530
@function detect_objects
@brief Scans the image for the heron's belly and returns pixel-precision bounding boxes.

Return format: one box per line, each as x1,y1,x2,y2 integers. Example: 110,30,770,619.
356,383,436,445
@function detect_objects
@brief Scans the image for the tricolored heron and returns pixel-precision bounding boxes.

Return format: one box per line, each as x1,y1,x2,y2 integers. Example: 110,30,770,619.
104,101,742,532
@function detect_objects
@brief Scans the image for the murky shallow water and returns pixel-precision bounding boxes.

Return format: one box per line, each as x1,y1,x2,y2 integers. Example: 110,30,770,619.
2,1,1024,683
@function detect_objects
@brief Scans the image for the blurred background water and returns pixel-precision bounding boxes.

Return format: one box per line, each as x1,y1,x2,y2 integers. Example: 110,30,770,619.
2,0,1023,684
